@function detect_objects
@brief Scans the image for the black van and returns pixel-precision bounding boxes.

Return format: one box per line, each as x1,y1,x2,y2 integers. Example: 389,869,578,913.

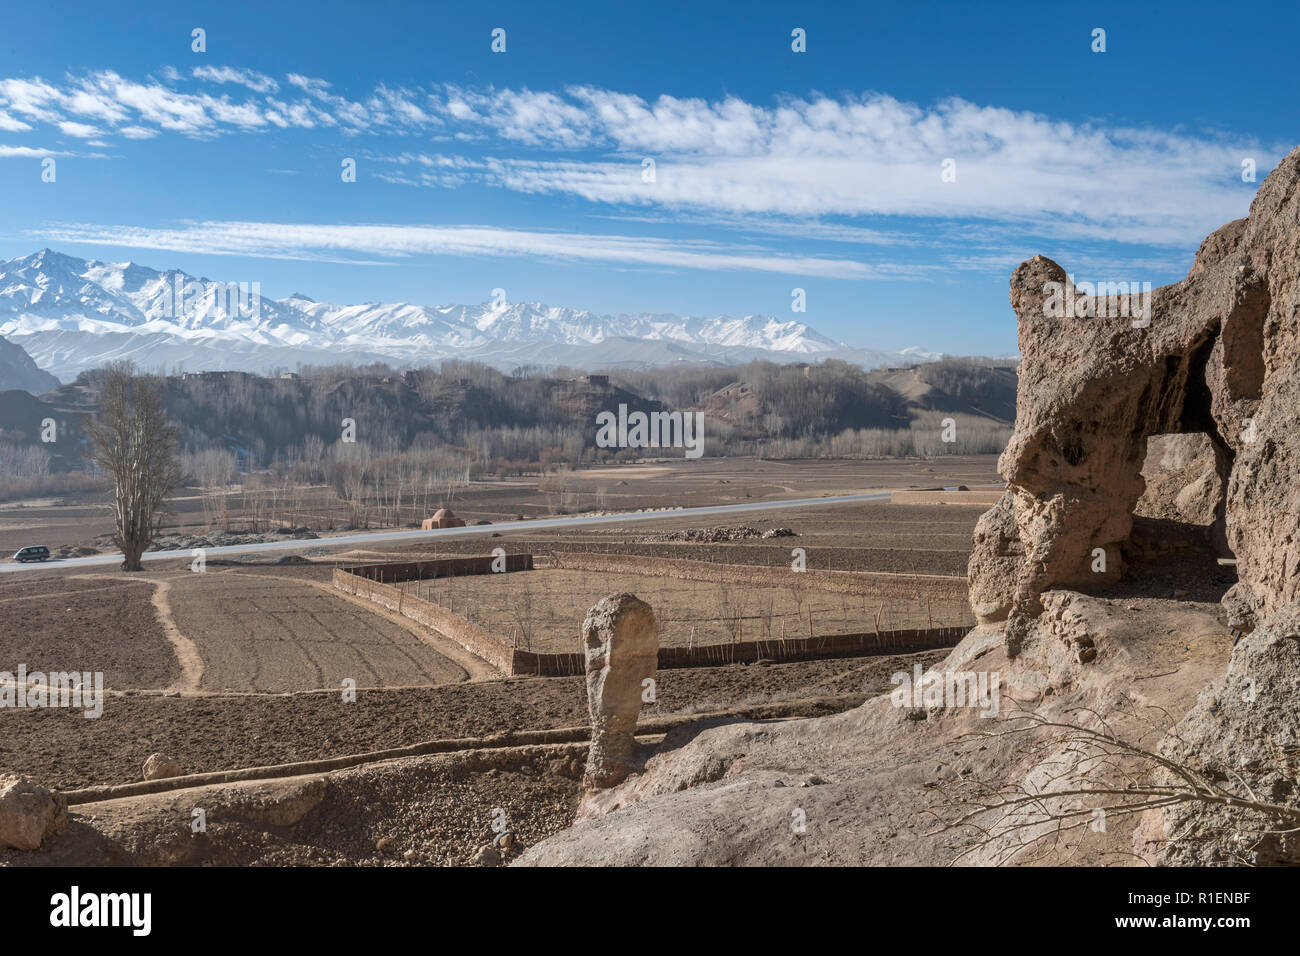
12,545,51,563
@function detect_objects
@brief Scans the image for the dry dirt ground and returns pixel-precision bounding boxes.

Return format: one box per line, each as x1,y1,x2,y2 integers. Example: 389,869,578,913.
7,582,1229,869
3,643,954,868
0,491,978,795
4,747,588,867
7,583,1228,869
0,574,179,689
0,649,945,792
400,566,973,654
389,499,991,578
162,568,469,692
0,460,996,866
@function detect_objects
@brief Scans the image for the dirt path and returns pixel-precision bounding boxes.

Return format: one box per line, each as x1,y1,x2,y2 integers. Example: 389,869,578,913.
73,573,203,692
0,584,126,605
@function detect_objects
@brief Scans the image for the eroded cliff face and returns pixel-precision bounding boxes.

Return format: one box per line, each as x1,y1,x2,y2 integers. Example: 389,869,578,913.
969,145,1300,649
955,146,1300,864
516,147,1300,868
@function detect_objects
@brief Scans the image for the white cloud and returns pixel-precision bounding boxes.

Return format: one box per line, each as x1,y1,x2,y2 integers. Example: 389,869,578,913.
192,65,279,94
0,68,1284,257
0,78,62,116
58,121,101,138
63,88,128,124
0,144,63,157
35,220,901,279
384,91,1278,247
286,74,332,97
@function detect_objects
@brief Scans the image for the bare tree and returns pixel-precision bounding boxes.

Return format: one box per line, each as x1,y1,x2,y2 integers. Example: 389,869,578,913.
84,363,182,572
183,447,236,529
511,579,535,651
717,586,745,645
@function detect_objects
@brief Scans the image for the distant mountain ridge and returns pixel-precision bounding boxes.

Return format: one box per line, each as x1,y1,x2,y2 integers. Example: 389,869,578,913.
0,249,943,381
0,335,59,393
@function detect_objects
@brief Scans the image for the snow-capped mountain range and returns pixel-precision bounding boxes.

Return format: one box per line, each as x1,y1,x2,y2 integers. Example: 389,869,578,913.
0,250,941,383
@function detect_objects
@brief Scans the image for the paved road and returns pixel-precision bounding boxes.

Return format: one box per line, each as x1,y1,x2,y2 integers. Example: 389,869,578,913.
0,488,948,575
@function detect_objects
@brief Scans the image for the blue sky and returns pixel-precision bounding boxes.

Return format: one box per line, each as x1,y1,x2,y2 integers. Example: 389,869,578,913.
0,0,1295,356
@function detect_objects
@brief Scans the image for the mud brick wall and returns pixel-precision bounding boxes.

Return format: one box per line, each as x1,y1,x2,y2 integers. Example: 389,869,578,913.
335,554,970,678
341,554,533,584
332,567,518,674
509,625,968,677
656,626,968,667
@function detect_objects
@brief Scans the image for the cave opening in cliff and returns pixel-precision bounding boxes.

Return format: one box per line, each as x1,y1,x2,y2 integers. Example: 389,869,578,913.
1120,331,1238,600
1127,429,1239,603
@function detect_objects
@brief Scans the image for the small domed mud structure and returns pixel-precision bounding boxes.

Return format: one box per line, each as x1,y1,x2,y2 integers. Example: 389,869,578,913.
421,508,466,530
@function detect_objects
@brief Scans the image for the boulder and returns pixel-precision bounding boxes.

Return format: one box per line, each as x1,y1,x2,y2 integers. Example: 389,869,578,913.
471,844,501,867
0,775,68,851
142,753,183,781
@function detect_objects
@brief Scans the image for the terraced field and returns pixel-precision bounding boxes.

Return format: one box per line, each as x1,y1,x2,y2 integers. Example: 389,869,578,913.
164,569,470,692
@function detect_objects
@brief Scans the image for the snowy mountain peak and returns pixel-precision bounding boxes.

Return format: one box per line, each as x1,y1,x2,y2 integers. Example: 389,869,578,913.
0,250,941,381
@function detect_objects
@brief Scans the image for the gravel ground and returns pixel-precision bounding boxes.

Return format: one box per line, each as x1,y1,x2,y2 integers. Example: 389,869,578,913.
253,748,584,866
1,745,586,867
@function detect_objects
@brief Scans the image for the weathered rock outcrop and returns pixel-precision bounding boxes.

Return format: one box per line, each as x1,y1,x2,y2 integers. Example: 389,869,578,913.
1140,601,1300,865
969,144,1300,649
967,492,1024,625
0,774,68,851
1136,433,1224,528
516,597,1231,867
515,146,1300,869
581,593,658,792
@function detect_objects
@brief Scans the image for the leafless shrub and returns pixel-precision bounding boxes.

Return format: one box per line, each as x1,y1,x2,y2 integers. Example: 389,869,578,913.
926,699,1300,866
